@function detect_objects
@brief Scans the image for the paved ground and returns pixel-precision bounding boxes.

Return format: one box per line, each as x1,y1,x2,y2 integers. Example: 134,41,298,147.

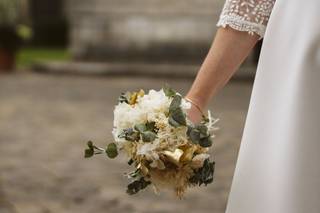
0,71,253,213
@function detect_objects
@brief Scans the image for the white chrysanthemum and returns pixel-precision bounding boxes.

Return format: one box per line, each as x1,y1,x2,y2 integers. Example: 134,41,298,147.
113,89,173,131
138,89,171,115
114,103,146,129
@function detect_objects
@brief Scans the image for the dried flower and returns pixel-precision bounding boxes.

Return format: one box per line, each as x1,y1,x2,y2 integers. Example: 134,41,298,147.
84,86,219,198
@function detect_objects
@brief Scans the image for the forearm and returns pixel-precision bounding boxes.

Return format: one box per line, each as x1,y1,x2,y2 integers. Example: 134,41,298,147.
186,27,259,110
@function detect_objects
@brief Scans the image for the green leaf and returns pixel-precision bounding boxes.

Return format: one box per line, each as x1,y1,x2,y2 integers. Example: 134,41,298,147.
133,122,158,142
163,84,176,97
118,92,130,103
168,116,181,127
119,128,140,142
105,143,118,158
126,177,151,195
189,128,200,144
170,108,186,126
135,122,157,132
141,131,157,142
169,95,182,112
128,159,134,165
145,121,156,132
84,141,95,158
199,136,213,147
168,95,186,127
134,123,147,133
189,159,215,186
87,141,94,149
195,124,208,135
84,148,94,158
187,124,211,145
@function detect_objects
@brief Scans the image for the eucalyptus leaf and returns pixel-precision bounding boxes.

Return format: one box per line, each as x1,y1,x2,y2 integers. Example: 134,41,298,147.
189,159,215,186
163,85,176,97
168,116,181,127
84,148,94,158
169,95,182,112
187,124,211,144
105,143,118,159
127,177,151,195
146,121,156,132
118,92,130,103
189,128,200,144
199,136,213,147
141,131,157,142
200,133,208,139
135,122,157,135
128,159,134,165
84,141,95,158
87,141,94,149
119,128,140,142
134,123,147,133
170,108,186,126
195,124,208,135
168,95,186,127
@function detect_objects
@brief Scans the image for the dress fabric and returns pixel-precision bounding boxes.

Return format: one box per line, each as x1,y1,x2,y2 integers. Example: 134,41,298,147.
217,0,275,37
218,0,320,212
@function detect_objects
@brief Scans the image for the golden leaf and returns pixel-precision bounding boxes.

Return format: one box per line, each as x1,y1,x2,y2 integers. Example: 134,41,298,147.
137,89,145,97
128,89,145,105
129,92,138,105
180,145,197,163
137,162,149,176
162,149,184,166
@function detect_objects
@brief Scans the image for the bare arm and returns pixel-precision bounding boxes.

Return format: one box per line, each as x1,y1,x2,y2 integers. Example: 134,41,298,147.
185,27,259,122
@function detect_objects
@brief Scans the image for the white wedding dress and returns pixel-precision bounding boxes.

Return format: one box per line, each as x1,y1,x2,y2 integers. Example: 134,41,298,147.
217,0,320,212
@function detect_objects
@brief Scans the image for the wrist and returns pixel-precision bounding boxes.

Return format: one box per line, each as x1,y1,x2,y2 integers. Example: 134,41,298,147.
184,96,206,115
185,93,207,111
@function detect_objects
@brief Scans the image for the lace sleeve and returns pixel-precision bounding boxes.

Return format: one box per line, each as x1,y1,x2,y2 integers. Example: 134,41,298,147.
217,0,276,38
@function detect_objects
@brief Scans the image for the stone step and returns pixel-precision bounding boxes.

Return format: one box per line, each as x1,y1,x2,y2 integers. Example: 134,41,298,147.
32,61,256,80
67,0,225,15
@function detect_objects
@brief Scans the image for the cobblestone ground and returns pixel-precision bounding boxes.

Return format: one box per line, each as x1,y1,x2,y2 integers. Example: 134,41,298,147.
0,72,253,213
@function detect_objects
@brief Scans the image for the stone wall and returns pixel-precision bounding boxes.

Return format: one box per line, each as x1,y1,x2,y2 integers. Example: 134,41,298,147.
67,0,226,64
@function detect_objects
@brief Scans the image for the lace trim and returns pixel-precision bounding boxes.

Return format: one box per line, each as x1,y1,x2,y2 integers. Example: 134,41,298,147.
217,14,266,38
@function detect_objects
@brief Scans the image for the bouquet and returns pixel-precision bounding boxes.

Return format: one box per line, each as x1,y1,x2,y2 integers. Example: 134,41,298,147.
84,85,218,198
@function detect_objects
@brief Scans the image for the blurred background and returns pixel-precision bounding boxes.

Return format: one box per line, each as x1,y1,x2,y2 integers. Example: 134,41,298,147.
0,0,260,212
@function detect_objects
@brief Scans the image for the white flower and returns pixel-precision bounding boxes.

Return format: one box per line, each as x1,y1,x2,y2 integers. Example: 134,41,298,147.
138,89,171,115
113,102,147,130
136,141,160,161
